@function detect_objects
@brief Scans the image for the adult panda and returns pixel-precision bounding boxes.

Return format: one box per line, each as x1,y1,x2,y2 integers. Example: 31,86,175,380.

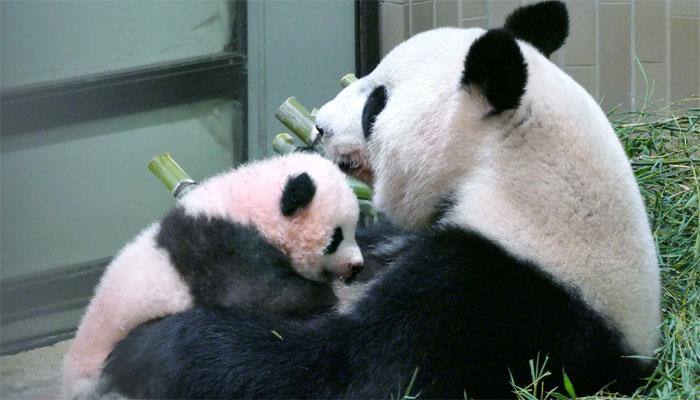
102,1,660,398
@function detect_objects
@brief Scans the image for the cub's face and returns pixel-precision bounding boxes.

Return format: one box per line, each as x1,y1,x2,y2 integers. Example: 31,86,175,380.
314,1,569,229
278,160,364,282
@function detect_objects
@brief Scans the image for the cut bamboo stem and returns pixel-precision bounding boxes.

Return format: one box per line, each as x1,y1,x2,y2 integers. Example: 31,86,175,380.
272,133,298,155
148,153,197,198
271,135,374,201
340,73,358,88
358,199,376,217
346,176,372,200
275,97,315,145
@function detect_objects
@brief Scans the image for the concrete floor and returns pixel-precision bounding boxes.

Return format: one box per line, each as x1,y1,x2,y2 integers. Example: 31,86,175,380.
1,339,72,399
0,340,126,400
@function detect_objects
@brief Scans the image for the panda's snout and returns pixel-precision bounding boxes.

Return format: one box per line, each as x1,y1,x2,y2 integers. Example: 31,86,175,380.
338,159,356,174
340,261,364,283
337,153,363,173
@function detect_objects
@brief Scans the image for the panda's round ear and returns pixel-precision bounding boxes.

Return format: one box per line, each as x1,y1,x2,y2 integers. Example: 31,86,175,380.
461,29,527,114
281,173,316,217
503,0,569,58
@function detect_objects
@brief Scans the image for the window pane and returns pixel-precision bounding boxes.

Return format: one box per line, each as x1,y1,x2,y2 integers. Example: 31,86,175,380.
1,0,233,88
1,99,242,280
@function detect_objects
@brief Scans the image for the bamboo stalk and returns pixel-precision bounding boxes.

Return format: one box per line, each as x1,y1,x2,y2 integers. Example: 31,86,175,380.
616,115,697,129
358,199,376,218
347,176,373,200
340,73,358,88
272,133,297,155
630,158,698,166
148,153,197,198
271,138,375,201
275,97,315,145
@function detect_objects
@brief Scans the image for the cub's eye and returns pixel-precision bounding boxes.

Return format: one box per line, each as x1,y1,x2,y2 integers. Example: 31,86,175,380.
324,227,344,254
361,86,388,140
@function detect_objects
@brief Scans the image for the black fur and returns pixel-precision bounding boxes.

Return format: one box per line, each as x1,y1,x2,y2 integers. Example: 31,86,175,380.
156,206,335,318
462,29,528,114
362,86,388,139
281,173,316,216
503,0,569,57
324,227,344,254
106,226,653,398
352,217,409,283
431,193,457,224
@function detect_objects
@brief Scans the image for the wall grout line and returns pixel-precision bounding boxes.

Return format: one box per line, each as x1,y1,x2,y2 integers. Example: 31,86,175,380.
630,0,636,110
665,0,671,107
409,0,414,36
595,0,600,100
458,0,463,27
487,0,493,28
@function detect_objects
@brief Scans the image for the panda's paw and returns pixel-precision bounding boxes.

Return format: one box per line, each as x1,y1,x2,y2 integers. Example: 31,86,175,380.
60,375,102,400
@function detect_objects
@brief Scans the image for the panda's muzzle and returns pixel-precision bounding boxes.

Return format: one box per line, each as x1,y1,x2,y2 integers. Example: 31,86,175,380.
337,156,360,174
339,262,364,284
336,152,374,184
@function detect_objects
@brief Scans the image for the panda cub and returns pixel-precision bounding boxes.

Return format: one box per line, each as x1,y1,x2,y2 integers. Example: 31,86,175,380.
62,152,363,398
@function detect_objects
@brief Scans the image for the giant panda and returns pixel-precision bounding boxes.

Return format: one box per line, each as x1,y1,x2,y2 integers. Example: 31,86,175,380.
63,152,364,398
101,1,660,398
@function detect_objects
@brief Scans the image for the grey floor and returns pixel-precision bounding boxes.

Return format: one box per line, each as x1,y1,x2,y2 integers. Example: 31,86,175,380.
1,339,72,399
0,340,126,400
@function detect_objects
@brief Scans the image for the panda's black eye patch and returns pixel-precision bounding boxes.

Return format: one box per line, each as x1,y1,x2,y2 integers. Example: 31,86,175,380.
324,227,344,254
361,86,387,140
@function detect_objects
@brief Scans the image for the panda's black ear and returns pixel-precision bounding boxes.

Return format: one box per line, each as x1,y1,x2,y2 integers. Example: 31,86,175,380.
461,29,527,114
503,0,569,57
281,173,316,217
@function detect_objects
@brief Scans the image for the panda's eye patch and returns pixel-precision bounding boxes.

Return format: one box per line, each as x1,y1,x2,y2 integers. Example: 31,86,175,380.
361,86,387,140
324,227,344,254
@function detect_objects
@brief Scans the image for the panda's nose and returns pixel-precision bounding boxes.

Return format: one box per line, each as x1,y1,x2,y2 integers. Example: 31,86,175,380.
351,261,364,273
340,261,364,283
348,261,364,280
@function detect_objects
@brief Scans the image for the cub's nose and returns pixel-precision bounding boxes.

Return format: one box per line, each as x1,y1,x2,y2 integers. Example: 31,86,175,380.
350,262,364,275
340,262,364,283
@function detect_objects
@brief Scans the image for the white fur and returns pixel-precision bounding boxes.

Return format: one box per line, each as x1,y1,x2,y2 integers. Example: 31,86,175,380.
333,280,372,314
316,28,660,356
62,224,193,399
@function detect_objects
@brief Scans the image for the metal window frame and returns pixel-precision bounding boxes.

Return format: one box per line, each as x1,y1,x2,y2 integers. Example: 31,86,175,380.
1,1,248,162
355,0,380,78
0,0,248,355
0,0,380,355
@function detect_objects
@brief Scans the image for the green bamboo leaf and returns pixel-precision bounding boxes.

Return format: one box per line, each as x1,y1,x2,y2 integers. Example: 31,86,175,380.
562,370,577,399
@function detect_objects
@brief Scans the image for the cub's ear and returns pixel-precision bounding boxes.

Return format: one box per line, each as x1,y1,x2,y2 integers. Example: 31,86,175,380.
504,0,569,57
281,173,316,216
461,29,527,114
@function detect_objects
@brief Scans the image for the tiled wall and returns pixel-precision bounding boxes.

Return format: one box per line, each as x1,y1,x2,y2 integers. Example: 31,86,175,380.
379,0,700,111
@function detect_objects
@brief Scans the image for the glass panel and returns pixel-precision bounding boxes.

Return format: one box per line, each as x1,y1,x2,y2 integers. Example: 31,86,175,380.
1,99,242,280
1,0,233,88
246,0,355,158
